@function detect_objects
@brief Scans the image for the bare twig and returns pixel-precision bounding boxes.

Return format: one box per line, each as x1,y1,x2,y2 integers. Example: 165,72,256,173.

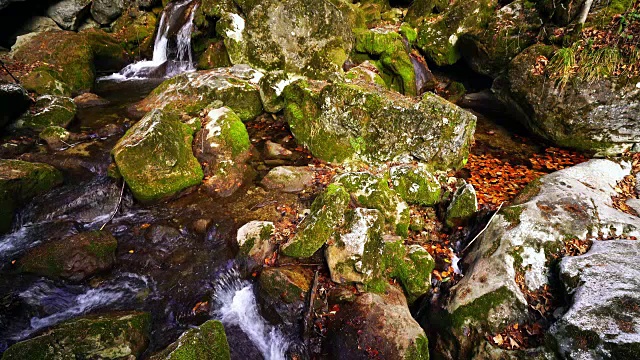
100,180,126,231
462,202,504,253
0,59,20,84
303,270,319,344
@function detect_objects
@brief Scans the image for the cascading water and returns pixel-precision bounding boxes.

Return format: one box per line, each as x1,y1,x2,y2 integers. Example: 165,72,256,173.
212,268,291,360
100,0,197,81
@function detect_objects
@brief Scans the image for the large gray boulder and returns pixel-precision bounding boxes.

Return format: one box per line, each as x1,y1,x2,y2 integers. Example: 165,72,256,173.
435,159,640,359
551,239,640,360
46,0,92,30
135,65,263,120
494,44,640,155
91,0,126,25
217,0,354,79
283,78,476,169
0,82,31,129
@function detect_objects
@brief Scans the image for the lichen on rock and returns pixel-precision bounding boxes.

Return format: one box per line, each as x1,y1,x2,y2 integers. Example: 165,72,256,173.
112,109,203,202
148,320,230,360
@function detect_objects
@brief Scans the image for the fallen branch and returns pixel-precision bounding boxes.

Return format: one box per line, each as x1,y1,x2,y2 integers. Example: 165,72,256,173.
0,59,20,84
100,180,126,231
462,202,504,253
303,270,319,345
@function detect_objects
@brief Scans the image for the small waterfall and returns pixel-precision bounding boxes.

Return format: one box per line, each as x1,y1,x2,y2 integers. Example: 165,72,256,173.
8,273,151,341
101,0,197,81
212,268,290,360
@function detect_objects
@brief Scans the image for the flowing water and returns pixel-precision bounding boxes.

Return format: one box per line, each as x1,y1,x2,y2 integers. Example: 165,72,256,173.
100,0,198,81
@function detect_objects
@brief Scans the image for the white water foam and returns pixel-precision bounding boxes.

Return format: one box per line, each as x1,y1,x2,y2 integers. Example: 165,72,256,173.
212,268,290,360
13,273,151,341
99,0,196,81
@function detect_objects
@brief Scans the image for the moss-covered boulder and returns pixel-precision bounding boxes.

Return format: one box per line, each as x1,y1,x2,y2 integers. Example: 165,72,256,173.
335,172,410,236
257,266,313,326
111,9,158,59
381,241,435,304
18,230,117,282
0,159,63,232
416,0,497,66
405,0,449,26
281,183,350,258
235,220,275,271
20,69,72,97
445,183,478,227
194,106,252,197
148,320,230,360
14,95,76,132
0,82,31,129
283,79,476,169
197,40,232,70
325,284,430,359
261,166,314,194
432,159,640,359
135,66,263,120
344,61,387,87
389,164,441,206
112,109,203,202
551,240,640,360
459,0,542,78
352,27,417,96
39,126,70,151
493,44,640,154
217,0,354,79
1,311,151,360
258,70,302,113
326,208,385,284
11,30,128,95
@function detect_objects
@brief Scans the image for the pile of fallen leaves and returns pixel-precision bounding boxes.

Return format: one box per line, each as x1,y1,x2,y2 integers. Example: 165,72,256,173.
489,322,544,350
611,152,640,216
465,148,587,209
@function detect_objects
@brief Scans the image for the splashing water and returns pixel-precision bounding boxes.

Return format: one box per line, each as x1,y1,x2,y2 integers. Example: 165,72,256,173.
100,0,197,81
10,273,152,341
212,268,290,360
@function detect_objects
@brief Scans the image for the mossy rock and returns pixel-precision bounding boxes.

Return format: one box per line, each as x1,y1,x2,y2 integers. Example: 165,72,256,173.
20,68,72,97
258,70,302,113
281,183,350,258
344,62,387,87
353,28,417,96
12,30,127,95
335,172,410,236
14,95,76,132
493,43,640,154
148,320,230,360
18,230,117,282
389,164,441,206
136,66,263,121
445,183,478,227
380,241,434,304
325,208,385,284
257,266,313,325
197,40,232,70
282,79,476,169
111,10,158,59
0,159,63,233
405,0,449,25
39,126,71,151
112,109,203,202
194,106,252,197
416,0,497,66
459,0,542,78
1,311,151,360
217,0,354,79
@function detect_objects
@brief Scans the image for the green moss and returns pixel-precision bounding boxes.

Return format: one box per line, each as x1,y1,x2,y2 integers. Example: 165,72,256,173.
258,267,311,304
353,28,417,96
17,95,77,132
399,23,418,44
445,184,477,227
2,312,151,360
389,165,442,206
484,237,502,257
405,335,430,360
375,241,434,303
149,320,230,360
501,206,524,227
21,68,72,97
450,286,514,328
112,110,204,203
281,184,350,258
512,177,542,205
